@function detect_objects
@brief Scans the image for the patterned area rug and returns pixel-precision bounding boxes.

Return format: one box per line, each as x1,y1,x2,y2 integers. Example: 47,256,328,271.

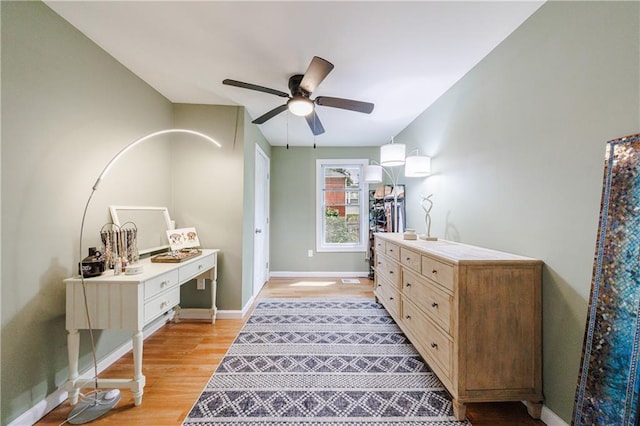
183,298,471,425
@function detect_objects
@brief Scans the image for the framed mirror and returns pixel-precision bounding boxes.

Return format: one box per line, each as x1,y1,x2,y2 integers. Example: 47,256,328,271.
109,205,173,255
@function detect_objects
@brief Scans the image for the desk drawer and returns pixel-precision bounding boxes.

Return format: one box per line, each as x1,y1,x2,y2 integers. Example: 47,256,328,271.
402,299,452,378
144,287,180,323
179,254,216,282
422,256,455,292
401,247,421,272
144,270,179,301
403,269,452,333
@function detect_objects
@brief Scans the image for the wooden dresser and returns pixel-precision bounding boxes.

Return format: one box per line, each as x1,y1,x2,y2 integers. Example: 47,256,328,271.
373,233,543,420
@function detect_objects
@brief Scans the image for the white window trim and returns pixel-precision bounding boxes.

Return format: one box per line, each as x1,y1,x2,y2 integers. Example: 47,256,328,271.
316,159,368,253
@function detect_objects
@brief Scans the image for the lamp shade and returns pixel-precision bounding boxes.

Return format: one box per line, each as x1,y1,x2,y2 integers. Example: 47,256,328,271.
404,155,431,177
364,164,383,183
287,96,314,116
380,143,406,167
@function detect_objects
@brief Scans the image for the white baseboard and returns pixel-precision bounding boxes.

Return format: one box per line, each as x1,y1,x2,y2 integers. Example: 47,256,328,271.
216,309,244,319
8,314,169,426
270,271,369,278
541,404,569,426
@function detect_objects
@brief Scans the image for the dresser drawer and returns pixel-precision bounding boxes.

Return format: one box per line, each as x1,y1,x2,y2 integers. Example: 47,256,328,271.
144,270,179,301
401,247,421,272
375,238,385,253
144,287,180,323
376,255,400,287
377,280,401,318
179,253,216,282
385,242,400,261
422,256,455,292
403,269,452,333
402,299,452,378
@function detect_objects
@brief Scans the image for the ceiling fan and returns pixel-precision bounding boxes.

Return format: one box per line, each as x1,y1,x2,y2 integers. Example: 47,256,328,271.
223,56,374,136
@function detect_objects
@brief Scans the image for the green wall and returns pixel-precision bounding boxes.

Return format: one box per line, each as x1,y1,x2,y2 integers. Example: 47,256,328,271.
0,4,268,424
1,2,175,424
395,1,640,422
270,146,378,274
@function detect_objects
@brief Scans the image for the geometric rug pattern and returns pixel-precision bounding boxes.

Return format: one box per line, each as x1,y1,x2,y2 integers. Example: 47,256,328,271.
183,298,471,425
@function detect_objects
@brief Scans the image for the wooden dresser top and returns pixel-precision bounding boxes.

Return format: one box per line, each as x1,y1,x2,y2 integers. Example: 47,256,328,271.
375,233,541,265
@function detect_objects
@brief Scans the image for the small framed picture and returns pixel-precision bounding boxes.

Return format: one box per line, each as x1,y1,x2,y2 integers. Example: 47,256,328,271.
166,227,200,252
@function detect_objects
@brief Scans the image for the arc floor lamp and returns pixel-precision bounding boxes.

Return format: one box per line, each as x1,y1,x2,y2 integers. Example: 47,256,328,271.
68,129,221,424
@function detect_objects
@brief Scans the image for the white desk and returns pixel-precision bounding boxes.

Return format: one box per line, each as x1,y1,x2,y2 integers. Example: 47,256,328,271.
64,249,219,406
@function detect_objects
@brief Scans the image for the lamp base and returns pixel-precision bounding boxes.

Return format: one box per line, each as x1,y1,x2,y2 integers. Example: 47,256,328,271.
67,390,121,424
419,235,438,241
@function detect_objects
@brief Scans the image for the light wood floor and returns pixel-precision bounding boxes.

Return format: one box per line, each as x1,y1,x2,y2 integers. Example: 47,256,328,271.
38,277,545,425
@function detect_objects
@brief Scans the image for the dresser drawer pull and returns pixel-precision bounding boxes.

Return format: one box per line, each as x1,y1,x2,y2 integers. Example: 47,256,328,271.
389,270,394,274
431,302,439,308
160,281,169,288
405,315,411,320
389,296,394,300
405,282,411,287
432,269,438,274
431,342,438,349
406,257,411,261
160,300,169,309
377,262,381,265
198,264,204,270
389,248,394,252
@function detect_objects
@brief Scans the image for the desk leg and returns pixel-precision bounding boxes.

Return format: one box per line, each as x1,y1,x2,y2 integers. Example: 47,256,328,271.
67,329,80,404
210,272,217,324
132,330,145,406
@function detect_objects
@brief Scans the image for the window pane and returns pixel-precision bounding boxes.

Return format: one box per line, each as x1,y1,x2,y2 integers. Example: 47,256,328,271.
324,167,361,188
324,190,360,207
324,211,361,244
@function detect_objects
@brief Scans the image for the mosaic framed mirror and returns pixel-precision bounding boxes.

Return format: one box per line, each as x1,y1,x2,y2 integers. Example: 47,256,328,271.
573,133,640,425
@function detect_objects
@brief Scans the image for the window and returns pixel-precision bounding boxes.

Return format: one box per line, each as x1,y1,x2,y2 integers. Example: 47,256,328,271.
316,159,368,252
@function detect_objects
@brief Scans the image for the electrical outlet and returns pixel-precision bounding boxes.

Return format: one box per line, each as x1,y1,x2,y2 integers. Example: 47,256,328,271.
308,249,313,257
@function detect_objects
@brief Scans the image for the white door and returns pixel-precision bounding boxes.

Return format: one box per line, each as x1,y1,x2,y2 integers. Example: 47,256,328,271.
254,145,270,296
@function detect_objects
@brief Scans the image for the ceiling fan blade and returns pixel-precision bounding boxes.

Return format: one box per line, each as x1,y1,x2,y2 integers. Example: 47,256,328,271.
315,96,374,114
299,56,334,94
305,110,325,136
223,79,290,98
252,104,288,124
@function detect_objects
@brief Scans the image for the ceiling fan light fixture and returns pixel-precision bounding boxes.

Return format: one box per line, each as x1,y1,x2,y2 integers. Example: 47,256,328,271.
287,96,314,117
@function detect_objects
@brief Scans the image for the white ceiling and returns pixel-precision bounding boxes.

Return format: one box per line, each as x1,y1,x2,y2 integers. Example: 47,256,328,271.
44,1,544,147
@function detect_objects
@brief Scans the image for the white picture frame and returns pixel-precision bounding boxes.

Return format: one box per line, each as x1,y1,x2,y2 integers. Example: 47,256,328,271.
109,205,173,254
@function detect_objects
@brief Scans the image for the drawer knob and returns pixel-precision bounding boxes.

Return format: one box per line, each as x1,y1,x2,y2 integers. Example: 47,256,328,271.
405,315,411,320
377,262,381,265
161,301,169,308
389,249,394,252
389,296,394,300
406,282,411,287
431,302,439,308
432,269,438,274
160,281,168,288
406,257,411,261
389,271,394,274
431,342,438,349
198,265,204,270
